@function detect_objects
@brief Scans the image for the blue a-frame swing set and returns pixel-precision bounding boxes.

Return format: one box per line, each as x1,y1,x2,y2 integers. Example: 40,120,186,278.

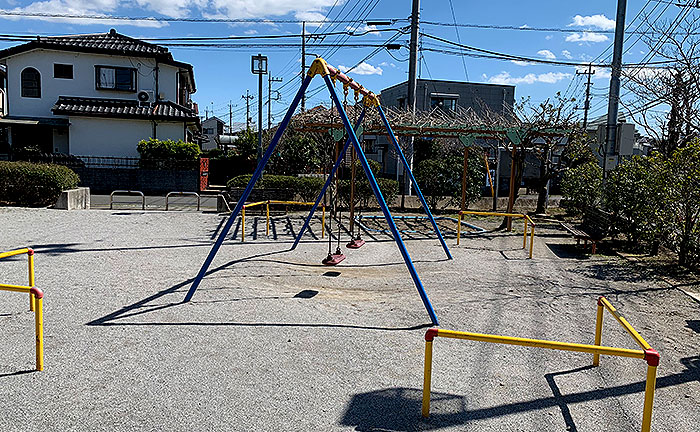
184,58,451,326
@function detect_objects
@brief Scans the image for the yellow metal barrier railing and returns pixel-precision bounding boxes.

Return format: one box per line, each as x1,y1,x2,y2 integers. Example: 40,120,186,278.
0,248,44,371
457,211,536,259
421,296,659,432
240,200,325,242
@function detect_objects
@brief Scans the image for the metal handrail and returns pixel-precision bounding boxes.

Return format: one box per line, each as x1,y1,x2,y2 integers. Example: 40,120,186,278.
165,191,201,211
457,210,536,258
0,248,44,371
422,297,660,431
110,190,145,210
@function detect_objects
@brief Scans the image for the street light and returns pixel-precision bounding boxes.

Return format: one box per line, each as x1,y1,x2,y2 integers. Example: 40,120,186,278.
251,54,268,164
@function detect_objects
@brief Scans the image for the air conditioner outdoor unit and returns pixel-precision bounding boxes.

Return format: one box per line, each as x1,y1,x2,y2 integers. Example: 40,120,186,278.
137,90,155,106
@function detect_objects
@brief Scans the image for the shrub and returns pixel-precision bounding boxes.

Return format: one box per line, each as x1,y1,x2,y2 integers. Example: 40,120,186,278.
561,162,603,215
604,156,666,246
137,138,201,169
337,160,397,208
414,153,482,211
0,161,79,207
297,177,325,202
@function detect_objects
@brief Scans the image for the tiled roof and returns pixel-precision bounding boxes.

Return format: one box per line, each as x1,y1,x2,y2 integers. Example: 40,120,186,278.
0,29,169,58
37,30,169,56
52,96,198,122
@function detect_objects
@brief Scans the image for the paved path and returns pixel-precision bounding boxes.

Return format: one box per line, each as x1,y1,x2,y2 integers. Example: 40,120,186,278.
0,208,698,431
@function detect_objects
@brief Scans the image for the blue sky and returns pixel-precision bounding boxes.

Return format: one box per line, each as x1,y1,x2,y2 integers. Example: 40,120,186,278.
0,1,682,126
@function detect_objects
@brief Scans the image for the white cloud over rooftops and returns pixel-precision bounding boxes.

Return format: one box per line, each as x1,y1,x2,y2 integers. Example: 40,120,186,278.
482,71,572,85
568,14,616,30
338,62,383,76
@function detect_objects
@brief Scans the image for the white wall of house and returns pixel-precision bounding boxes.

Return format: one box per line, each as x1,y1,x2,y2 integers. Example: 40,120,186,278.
4,49,180,118
69,117,184,157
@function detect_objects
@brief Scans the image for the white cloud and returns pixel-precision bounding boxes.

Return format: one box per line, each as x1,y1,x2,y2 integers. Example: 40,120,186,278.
1,0,340,28
519,24,529,29
537,49,556,60
545,35,553,40
483,71,572,85
566,32,609,43
338,62,383,76
568,14,616,30
244,29,257,35
378,61,396,68
562,50,573,59
511,60,533,66
3,0,168,27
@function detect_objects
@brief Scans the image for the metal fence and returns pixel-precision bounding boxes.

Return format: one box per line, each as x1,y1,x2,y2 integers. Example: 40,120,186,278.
15,153,198,170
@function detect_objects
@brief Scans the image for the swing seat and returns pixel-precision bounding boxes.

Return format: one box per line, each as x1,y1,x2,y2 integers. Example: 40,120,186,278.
322,252,346,266
346,238,365,249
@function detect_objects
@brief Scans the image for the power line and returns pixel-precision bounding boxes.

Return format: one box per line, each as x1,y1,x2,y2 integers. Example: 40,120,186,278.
0,10,404,24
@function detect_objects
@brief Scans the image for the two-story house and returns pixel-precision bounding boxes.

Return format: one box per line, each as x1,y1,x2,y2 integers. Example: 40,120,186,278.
0,29,200,158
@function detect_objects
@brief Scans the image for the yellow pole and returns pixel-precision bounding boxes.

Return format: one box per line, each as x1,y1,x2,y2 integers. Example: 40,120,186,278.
529,224,535,259
266,201,270,236
523,218,528,249
457,213,462,245
322,205,326,238
422,340,434,418
34,294,44,371
28,250,35,311
242,206,246,242
599,297,652,350
641,365,658,432
593,301,604,366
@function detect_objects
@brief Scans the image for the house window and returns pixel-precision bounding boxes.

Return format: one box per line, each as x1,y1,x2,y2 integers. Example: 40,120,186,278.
54,64,73,79
21,67,41,98
95,66,136,91
430,96,458,112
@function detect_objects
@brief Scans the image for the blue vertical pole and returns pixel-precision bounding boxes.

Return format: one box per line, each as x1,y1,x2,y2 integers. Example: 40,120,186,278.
291,109,366,250
377,106,452,260
184,74,314,302
324,75,439,325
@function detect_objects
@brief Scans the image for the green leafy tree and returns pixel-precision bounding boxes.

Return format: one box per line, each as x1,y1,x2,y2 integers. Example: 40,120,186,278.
605,155,667,249
561,162,603,215
665,140,700,266
414,152,483,211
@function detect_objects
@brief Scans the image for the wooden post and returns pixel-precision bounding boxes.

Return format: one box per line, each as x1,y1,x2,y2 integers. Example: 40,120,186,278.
507,145,517,231
461,147,469,211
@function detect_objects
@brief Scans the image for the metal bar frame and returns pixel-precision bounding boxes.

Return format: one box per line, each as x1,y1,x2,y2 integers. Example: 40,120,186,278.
422,297,659,432
457,211,535,259
323,74,439,325
377,105,452,260
165,191,201,211
185,59,440,325
184,74,313,302
110,190,145,210
0,248,44,371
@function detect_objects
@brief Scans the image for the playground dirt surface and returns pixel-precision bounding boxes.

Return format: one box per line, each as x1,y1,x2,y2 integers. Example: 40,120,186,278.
1,207,698,432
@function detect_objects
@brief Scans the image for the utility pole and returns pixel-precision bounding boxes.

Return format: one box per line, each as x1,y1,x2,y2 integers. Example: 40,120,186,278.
228,100,233,134
577,64,595,129
268,75,283,129
403,0,420,207
604,0,627,178
301,21,306,112
242,90,253,131
252,54,268,165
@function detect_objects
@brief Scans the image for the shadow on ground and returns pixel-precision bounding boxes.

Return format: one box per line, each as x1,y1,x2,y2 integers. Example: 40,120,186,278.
340,357,700,431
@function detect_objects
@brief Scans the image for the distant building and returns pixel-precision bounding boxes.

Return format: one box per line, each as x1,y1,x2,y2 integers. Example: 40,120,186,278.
364,79,516,179
0,29,200,159
201,116,225,151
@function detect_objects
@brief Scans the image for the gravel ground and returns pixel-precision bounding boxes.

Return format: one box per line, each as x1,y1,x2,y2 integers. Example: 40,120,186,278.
0,207,698,432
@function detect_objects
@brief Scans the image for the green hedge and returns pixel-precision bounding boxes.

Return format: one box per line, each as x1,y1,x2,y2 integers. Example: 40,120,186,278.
227,173,397,207
0,161,79,207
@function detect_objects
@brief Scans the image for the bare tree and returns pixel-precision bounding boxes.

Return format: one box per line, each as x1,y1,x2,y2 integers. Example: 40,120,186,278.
623,15,700,155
